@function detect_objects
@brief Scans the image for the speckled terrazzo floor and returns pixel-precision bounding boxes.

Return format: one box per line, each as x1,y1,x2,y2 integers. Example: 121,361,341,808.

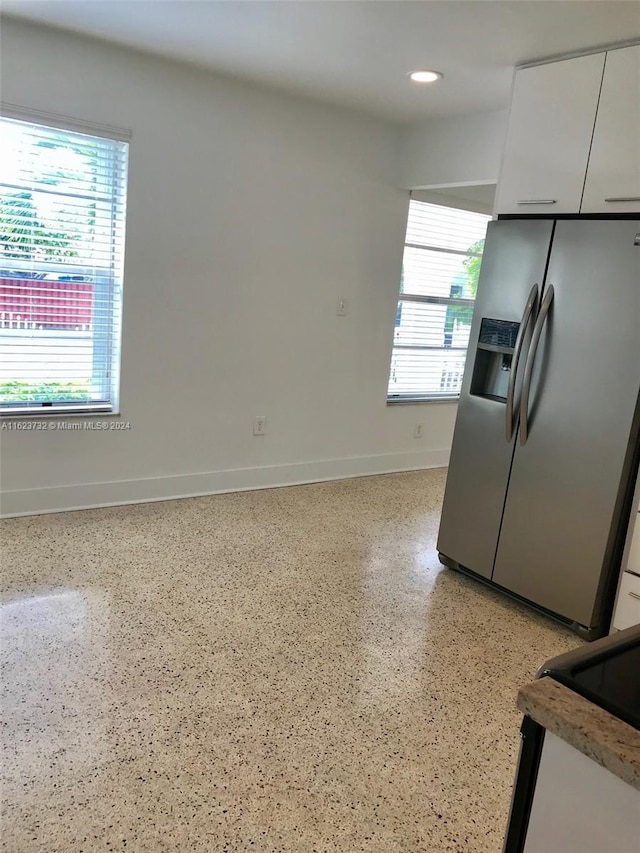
1,469,581,853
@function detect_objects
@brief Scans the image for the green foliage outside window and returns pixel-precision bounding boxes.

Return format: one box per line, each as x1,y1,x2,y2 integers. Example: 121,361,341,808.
444,238,484,346
0,192,80,261
0,381,91,403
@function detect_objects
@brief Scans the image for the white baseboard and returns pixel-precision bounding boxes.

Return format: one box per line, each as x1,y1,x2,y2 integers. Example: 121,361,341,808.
0,449,449,517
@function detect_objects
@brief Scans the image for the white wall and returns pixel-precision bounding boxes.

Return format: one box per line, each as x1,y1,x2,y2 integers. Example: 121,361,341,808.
399,109,508,190
411,185,496,215
0,18,458,515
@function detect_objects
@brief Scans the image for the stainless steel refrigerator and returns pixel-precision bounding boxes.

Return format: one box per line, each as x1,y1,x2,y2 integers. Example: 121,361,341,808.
437,218,640,639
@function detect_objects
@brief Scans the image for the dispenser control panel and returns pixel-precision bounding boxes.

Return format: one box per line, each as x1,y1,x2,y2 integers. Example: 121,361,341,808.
478,318,520,351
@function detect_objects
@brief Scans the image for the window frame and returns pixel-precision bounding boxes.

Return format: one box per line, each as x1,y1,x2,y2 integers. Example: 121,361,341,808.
0,105,130,418
387,199,490,405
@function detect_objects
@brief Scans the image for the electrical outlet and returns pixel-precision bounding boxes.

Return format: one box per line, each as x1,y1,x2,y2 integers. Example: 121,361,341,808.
336,298,348,316
414,424,423,439
253,416,266,436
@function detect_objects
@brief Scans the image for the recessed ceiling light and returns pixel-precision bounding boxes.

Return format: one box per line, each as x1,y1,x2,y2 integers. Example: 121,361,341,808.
409,70,443,83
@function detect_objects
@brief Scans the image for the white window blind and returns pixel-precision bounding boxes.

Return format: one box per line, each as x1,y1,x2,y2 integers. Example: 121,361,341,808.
0,115,129,415
387,200,490,402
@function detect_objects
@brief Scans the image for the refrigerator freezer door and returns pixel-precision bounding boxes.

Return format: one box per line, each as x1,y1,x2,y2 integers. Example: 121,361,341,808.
492,220,640,628
437,219,554,578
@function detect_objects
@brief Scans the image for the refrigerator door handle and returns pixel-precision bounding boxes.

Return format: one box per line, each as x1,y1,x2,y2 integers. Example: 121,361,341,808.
519,284,555,446
506,283,539,442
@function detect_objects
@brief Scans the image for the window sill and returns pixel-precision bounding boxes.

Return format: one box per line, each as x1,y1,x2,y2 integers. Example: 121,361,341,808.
0,404,116,418
387,396,459,405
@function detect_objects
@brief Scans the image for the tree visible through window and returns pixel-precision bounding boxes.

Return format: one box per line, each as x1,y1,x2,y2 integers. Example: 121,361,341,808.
387,201,490,401
0,115,128,414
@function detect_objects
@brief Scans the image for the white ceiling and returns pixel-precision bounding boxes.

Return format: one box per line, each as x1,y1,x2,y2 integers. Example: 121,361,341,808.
3,1,640,124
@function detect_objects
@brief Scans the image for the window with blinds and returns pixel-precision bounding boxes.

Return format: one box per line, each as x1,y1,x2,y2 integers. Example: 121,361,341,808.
0,115,129,415
387,200,490,402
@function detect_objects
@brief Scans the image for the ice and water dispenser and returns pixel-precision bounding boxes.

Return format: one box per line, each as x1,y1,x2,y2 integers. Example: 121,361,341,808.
469,318,520,402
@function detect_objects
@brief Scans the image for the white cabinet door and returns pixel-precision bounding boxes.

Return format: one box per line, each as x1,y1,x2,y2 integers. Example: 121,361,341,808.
582,45,640,213
495,54,605,215
613,571,640,631
523,731,640,853
627,512,640,575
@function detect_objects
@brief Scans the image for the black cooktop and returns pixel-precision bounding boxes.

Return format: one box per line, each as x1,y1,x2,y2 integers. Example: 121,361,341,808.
540,637,640,731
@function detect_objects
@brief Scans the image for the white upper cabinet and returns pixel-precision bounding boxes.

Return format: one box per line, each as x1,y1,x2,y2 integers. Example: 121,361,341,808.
581,45,640,213
495,54,605,215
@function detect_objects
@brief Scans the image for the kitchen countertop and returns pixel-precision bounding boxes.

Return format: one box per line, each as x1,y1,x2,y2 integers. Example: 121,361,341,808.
517,677,640,792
